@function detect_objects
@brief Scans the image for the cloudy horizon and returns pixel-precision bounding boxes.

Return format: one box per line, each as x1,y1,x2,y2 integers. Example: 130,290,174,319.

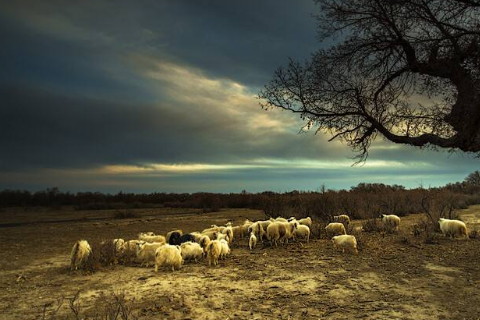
1,0,479,194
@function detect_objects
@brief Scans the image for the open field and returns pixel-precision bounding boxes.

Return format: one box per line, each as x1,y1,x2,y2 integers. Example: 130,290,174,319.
1,206,480,319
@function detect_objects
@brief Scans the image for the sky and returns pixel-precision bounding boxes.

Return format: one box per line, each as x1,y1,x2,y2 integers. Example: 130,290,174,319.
0,0,479,193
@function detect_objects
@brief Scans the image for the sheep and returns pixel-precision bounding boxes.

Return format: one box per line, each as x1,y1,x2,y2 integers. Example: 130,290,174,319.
136,242,165,267
332,235,358,254
333,214,351,226
297,217,312,228
266,221,297,246
201,230,218,241
274,216,288,222
235,219,253,239
138,233,166,244
216,232,229,242
249,232,257,250
167,231,183,245
219,239,231,259
180,241,204,262
206,240,222,266
177,233,196,245
221,226,234,244
248,222,267,243
154,244,183,272
325,222,347,238
70,240,91,270
232,226,243,239
381,214,401,232
257,220,272,231
166,230,183,244
438,218,468,239
294,225,311,243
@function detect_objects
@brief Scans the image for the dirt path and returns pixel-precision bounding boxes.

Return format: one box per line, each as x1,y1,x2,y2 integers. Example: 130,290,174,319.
1,207,479,319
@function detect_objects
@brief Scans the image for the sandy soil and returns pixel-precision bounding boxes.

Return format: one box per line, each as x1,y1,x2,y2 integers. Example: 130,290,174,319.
0,206,479,319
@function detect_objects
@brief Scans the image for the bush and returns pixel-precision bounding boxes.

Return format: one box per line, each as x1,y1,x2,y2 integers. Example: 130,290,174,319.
361,218,384,233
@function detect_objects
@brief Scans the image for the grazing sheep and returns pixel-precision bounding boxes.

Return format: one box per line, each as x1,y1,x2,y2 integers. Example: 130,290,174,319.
206,240,222,266
258,220,272,231
294,225,311,243
122,240,142,261
249,232,257,250
138,233,166,244
381,214,401,232
297,217,312,228
70,240,91,270
332,235,358,254
166,230,183,244
248,222,267,243
325,222,347,238
136,242,165,267
154,245,183,272
216,232,229,242
232,226,243,239
180,241,204,262
219,239,231,259
438,218,468,239
177,233,196,245
201,230,218,241
266,221,297,246
168,231,183,245
221,226,234,244
333,214,350,226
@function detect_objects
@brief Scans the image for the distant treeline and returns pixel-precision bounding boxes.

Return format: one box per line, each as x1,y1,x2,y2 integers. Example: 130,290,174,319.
2,178,480,220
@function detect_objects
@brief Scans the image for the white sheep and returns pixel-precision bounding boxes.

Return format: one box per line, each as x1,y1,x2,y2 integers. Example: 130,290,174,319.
206,240,222,266
219,239,231,259
248,222,267,243
136,242,165,267
438,218,468,239
154,244,183,272
221,226,234,244
138,233,166,244
333,214,350,226
215,232,229,242
201,230,218,241
123,239,142,259
332,235,358,254
381,214,401,232
180,241,204,262
294,225,311,243
325,222,347,238
70,240,91,270
249,232,257,250
297,217,312,228
266,221,297,246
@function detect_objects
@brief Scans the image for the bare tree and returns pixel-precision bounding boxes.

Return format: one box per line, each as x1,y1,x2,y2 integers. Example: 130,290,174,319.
465,170,480,184
259,0,480,161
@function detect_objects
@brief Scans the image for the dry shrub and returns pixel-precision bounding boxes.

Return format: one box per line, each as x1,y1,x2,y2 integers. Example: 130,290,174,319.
310,221,327,239
41,291,138,320
83,240,116,272
361,219,384,233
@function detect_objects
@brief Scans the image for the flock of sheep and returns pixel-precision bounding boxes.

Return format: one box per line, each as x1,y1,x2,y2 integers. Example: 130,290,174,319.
70,213,469,272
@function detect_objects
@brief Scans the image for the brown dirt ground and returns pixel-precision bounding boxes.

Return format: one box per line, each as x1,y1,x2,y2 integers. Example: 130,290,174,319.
0,206,480,320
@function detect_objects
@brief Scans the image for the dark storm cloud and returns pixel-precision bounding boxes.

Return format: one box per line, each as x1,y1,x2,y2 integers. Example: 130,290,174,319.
1,0,478,192
0,0,319,88
0,85,344,170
